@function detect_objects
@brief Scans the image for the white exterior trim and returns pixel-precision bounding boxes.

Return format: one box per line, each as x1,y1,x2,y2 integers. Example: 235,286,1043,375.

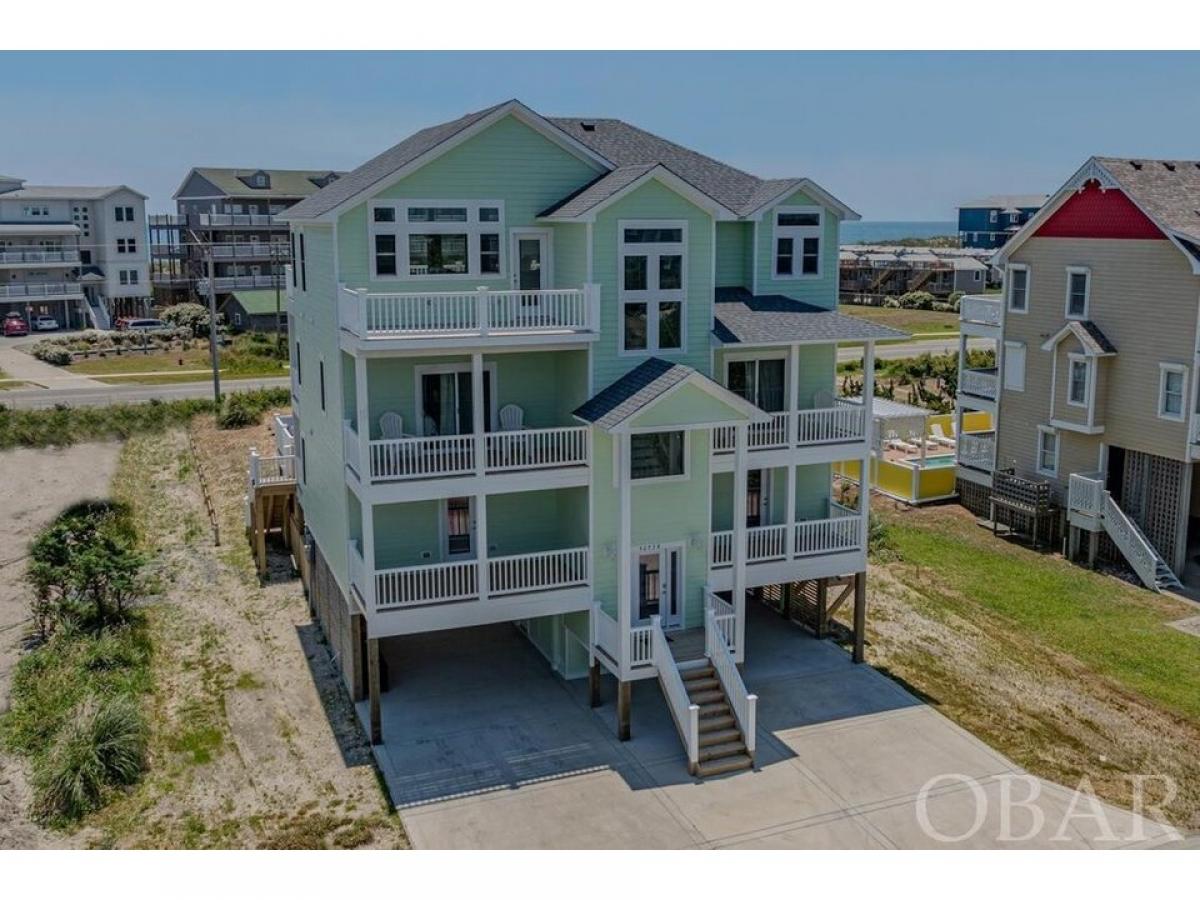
1066,353,1090,409
543,165,738,223
367,198,507,282
1036,425,1059,477
1064,265,1091,320
1006,263,1030,315
770,205,824,281
1158,361,1188,423
617,218,688,357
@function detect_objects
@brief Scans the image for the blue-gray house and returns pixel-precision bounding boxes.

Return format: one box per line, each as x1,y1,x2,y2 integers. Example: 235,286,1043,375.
957,194,1048,249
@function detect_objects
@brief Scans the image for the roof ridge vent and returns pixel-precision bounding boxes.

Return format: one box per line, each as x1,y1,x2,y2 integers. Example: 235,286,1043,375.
1130,161,1143,171
579,120,597,132
1164,162,1176,172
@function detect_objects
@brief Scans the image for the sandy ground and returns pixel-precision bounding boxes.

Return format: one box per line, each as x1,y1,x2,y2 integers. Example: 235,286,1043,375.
0,417,404,848
0,442,123,848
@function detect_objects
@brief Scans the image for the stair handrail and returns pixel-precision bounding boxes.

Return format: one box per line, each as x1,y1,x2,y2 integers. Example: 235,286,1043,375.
1101,494,1162,590
705,607,757,761
650,615,700,775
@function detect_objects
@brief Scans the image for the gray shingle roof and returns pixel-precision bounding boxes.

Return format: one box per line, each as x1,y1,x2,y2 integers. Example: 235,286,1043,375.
958,194,1050,210
0,185,141,200
539,164,656,218
280,102,512,220
713,287,909,345
185,168,345,200
1095,157,1200,243
573,358,691,430
1041,320,1117,356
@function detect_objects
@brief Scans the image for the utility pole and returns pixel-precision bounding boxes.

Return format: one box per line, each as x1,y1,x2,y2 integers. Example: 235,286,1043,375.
187,226,221,405
273,242,283,357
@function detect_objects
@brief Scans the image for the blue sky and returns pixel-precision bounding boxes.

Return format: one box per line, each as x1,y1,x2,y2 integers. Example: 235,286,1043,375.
3,51,1199,218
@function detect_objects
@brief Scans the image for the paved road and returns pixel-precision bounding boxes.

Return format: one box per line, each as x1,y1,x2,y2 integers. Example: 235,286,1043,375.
837,336,989,363
0,376,290,409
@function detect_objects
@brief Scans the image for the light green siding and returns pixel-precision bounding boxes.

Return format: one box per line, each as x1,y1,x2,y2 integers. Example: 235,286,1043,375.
714,344,836,409
337,115,602,292
715,221,752,289
374,500,440,569
486,488,588,557
628,382,752,430
795,464,833,519
590,180,715,390
752,189,841,310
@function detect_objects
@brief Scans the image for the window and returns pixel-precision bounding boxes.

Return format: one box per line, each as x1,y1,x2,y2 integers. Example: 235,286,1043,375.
973,270,982,282
295,341,301,385
22,205,49,218
128,269,138,285
631,431,686,481
117,238,137,254
290,234,297,287
1067,356,1089,407
1065,267,1090,319
1007,265,1029,312
374,235,397,276
727,357,786,411
1037,427,1059,476
1159,363,1187,422
299,233,306,291
1003,341,1026,392
115,206,134,222
989,210,998,224
619,221,686,353
773,207,822,278
119,270,129,285
369,201,504,279
300,436,307,486
319,360,325,412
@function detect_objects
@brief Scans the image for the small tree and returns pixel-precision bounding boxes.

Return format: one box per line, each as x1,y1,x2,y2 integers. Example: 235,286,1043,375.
159,302,211,337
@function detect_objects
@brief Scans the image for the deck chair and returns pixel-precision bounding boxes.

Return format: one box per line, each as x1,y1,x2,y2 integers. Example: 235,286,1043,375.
887,430,918,453
499,404,525,432
930,423,956,447
379,412,405,440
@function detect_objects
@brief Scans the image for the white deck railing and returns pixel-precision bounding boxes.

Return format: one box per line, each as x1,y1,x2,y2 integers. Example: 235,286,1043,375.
0,281,83,298
957,431,996,471
211,242,290,259
795,513,863,556
593,603,620,664
368,434,475,480
484,427,589,472
713,404,866,453
960,368,999,400
342,420,360,472
488,547,589,596
705,607,756,760
1067,471,1105,518
704,589,737,654
339,285,599,340
274,413,295,456
960,294,1003,327
629,623,654,668
347,540,366,600
198,213,285,228
747,524,789,562
0,249,80,264
652,617,700,774
198,275,284,292
374,559,478,610
248,449,296,486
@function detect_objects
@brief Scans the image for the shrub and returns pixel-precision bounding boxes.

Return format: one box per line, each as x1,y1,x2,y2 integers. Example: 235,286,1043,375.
31,695,146,824
32,343,73,365
898,290,936,310
217,393,258,430
881,295,901,309
159,302,211,337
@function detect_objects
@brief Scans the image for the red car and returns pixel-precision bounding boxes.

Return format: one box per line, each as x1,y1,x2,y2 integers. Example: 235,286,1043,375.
3,312,28,337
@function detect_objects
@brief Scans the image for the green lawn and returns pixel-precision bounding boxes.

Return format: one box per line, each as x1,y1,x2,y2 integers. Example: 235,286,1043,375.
838,304,960,336
93,371,286,386
68,336,287,381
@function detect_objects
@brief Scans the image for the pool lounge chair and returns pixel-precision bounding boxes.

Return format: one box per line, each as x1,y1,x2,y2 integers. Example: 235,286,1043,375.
930,423,956,447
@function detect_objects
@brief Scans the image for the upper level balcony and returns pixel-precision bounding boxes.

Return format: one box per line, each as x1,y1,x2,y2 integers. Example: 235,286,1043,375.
709,399,868,469
0,281,83,299
0,248,80,266
337,284,600,351
196,213,287,229
956,429,996,473
959,367,999,403
959,294,1003,333
211,242,291,260
198,274,285,292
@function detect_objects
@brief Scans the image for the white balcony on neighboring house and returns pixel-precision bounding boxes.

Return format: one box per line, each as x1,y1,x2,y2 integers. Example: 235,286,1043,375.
211,242,291,260
197,274,285,292
337,284,601,350
959,367,999,405
0,248,80,266
956,430,996,473
708,501,865,591
197,213,286,228
0,281,83,299
711,401,868,467
959,294,1003,334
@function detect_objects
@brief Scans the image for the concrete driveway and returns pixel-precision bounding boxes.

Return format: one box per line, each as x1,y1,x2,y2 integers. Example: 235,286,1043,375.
360,604,1177,849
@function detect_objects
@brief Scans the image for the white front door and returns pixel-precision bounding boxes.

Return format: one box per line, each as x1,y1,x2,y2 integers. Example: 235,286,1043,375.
634,544,683,629
511,232,549,293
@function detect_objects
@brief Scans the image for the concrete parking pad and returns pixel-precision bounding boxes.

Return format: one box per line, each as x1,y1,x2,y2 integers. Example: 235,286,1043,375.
358,603,1175,849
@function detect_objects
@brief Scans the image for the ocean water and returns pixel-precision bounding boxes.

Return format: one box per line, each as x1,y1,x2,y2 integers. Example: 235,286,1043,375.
841,221,957,244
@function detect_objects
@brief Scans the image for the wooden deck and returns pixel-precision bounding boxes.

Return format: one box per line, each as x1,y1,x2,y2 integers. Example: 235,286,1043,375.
666,626,707,664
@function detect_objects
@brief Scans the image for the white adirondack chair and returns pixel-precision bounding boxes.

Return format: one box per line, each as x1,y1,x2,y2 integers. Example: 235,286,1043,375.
499,404,525,432
379,412,405,439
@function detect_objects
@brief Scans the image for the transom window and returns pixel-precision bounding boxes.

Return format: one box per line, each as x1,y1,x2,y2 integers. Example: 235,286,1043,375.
619,221,686,354
369,200,504,279
631,431,686,481
1065,267,1090,319
773,207,822,278
1008,265,1029,312
1067,356,1089,407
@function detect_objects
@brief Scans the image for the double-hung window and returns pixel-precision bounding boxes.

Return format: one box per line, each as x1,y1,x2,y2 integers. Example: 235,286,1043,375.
1007,265,1029,313
1067,355,1089,408
773,207,822,278
631,431,686,481
117,238,137,254
1065,267,1090,319
1036,426,1059,476
1158,363,1187,422
369,201,504,280
115,206,134,222
619,222,686,353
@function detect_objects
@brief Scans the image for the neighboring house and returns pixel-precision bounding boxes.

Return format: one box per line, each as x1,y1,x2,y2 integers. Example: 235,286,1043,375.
839,244,990,298
0,175,151,329
220,288,288,333
149,167,344,304
957,194,1049,249
274,99,904,776
955,157,1200,592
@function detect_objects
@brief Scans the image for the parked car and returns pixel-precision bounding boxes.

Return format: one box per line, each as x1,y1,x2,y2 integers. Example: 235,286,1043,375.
3,312,28,337
118,318,169,333
32,315,60,332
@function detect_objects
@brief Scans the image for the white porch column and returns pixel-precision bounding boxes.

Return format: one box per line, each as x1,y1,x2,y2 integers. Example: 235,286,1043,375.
785,461,797,561
475,491,489,601
954,332,966,451
471,351,486,475
732,423,749,659
354,355,370,479
788,342,801,446
361,500,377,612
860,341,876,547
617,432,633,674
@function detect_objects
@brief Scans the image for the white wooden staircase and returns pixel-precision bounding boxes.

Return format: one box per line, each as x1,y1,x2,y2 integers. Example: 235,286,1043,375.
680,662,753,776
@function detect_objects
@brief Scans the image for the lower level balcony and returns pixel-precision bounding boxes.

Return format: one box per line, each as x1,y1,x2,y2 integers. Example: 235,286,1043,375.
712,402,867,455
0,281,83,299
956,430,996,472
709,503,863,568
360,426,590,483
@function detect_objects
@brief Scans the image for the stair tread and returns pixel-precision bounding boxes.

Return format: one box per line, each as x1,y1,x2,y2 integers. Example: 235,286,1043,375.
684,678,721,693
700,740,746,761
689,689,725,705
699,727,742,747
699,714,736,732
681,667,716,681
696,754,754,778
699,701,731,715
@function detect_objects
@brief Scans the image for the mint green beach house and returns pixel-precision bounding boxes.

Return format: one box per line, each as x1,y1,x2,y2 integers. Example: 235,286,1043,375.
279,100,902,777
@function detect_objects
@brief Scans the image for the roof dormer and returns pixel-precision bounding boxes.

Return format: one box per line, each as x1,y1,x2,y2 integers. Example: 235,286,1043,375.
240,170,272,190
309,172,340,189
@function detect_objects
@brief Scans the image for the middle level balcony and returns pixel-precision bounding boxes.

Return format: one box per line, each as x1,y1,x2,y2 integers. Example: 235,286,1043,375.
710,399,869,468
337,283,600,351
